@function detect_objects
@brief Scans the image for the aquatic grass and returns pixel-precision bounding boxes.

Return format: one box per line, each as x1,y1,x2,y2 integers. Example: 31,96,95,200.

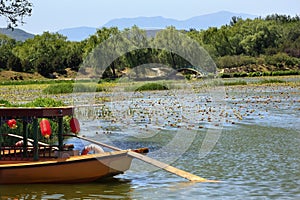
0,99,12,107
204,79,247,87
270,70,300,76
22,97,65,107
42,82,113,94
0,79,75,86
43,83,74,94
257,79,287,85
0,97,65,107
224,80,247,86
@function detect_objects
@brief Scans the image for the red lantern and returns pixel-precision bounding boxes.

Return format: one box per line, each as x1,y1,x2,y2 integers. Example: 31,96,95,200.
7,119,17,129
40,119,52,138
70,117,80,134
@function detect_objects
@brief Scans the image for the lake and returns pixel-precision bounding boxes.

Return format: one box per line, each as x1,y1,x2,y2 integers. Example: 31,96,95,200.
0,79,299,199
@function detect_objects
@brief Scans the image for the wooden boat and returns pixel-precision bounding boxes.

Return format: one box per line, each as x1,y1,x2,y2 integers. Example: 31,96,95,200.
0,151,134,184
0,107,143,184
0,106,218,184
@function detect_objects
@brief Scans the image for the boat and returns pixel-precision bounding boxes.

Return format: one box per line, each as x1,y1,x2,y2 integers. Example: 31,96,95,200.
0,106,218,184
0,106,145,184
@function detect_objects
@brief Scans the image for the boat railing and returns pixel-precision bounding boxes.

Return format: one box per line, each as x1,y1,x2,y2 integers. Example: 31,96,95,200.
0,145,58,160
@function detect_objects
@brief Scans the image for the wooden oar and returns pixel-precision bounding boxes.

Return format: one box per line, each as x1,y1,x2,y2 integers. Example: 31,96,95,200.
74,135,219,182
7,133,50,146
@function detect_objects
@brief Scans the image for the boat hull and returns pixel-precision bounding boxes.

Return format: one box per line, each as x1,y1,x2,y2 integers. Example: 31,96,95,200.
0,150,132,184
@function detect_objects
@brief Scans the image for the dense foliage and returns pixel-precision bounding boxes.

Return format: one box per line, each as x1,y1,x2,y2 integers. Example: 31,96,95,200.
0,14,299,78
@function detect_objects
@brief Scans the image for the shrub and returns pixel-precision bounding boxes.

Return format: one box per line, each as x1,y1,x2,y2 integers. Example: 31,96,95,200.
135,83,168,91
216,55,256,68
265,53,300,67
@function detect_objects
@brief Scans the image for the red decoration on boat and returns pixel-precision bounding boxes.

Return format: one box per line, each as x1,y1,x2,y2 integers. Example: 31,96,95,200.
70,117,80,134
40,119,52,138
7,119,17,129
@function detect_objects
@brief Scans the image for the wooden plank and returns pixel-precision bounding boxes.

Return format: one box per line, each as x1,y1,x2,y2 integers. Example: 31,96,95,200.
0,107,74,117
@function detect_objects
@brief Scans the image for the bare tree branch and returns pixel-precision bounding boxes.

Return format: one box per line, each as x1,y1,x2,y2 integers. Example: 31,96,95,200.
0,0,33,29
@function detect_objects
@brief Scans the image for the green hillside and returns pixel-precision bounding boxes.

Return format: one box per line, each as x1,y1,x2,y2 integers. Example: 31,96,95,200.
0,28,34,41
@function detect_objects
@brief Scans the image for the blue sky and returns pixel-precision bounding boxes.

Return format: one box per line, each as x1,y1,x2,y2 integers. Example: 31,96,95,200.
1,0,299,34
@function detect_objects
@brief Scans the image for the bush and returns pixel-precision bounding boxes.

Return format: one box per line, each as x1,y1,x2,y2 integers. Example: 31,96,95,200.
216,55,256,68
265,53,300,67
135,83,168,91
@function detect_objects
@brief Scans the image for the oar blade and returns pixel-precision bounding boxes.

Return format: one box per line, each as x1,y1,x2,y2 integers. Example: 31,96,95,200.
74,134,220,183
127,151,219,182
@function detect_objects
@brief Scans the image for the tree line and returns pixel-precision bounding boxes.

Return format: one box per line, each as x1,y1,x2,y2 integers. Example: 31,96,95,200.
0,14,300,79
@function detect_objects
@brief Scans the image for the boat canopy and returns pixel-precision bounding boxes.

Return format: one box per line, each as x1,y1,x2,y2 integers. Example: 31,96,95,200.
0,107,75,160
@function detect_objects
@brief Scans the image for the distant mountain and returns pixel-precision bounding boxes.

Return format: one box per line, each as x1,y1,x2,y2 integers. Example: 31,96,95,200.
57,26,97,41
0,28,34,41
103,11,257,30
58,11,256,41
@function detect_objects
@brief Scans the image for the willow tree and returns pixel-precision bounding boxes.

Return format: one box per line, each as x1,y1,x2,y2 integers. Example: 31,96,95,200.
0,0,33,28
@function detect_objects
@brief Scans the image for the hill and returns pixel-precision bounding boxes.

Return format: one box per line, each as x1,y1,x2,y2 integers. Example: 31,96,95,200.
0,28,34,41
103,11,256,30
57,26,97,41
58,11,257,41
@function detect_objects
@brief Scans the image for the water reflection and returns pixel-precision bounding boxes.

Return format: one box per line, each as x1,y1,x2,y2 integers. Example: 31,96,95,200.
0,178,132,199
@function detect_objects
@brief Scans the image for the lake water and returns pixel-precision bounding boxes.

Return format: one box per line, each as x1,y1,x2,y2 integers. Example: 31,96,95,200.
0,82,299,199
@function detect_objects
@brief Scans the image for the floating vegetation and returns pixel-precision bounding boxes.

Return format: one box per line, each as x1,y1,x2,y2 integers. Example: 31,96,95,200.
224,80,247,86
258,79,286,85
1,76,299,135
0,79,75,86
203,79,247,87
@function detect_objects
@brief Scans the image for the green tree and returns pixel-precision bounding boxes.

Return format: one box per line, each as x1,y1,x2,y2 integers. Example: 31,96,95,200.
82,27,119,58
13,32,70,76
65,41,84,71
0,33,21,70
239,20,279,56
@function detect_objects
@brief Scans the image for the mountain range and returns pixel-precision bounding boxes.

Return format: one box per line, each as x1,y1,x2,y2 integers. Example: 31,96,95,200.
58,11,256,41
1,11,257,41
